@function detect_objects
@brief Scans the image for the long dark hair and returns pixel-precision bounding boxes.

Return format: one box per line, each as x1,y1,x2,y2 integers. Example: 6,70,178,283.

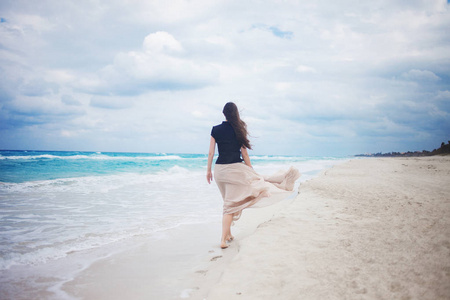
222,102,252,149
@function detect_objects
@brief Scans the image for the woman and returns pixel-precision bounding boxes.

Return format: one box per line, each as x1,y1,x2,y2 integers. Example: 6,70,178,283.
207,102,301,249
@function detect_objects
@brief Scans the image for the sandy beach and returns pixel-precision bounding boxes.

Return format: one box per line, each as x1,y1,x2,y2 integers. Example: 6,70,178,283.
59,156,450,299
189,156,450,299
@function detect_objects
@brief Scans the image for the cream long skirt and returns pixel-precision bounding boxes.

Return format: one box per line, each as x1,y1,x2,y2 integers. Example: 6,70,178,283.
214,163,301,221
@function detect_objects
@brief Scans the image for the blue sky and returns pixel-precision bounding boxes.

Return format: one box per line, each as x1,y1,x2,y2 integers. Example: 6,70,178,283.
0,0,449,156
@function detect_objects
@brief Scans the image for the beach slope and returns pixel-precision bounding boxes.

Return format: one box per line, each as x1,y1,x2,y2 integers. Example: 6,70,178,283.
198,157,450,299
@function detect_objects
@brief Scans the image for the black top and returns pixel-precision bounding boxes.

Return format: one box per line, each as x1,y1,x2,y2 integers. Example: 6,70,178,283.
211,121,243,164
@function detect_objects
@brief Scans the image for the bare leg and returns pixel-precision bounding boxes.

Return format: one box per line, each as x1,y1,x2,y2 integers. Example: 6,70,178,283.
221,214,233,249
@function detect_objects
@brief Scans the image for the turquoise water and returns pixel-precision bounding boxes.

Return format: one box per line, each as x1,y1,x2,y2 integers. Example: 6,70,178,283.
0,150,206,183
0,150,345,183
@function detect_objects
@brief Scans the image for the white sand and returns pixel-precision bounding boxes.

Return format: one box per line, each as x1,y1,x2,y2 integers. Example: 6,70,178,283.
190,157,450,299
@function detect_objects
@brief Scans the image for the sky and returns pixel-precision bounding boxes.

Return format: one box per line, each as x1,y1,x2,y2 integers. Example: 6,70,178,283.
0,0,449,156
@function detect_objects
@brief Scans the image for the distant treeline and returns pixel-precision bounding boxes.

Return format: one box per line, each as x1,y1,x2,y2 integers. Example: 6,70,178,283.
355,141,450,157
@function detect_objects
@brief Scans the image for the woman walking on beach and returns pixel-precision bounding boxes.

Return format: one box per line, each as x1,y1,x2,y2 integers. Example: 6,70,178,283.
207,102,300,249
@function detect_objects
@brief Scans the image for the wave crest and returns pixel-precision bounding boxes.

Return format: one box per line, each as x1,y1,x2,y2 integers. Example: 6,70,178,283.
0,154,184,161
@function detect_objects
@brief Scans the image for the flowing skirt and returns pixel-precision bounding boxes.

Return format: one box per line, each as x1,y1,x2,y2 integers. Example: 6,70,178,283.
214,163,301,221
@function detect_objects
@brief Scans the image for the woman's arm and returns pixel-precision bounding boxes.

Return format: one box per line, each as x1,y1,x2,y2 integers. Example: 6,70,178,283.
207,136,216,184
241,146,252,168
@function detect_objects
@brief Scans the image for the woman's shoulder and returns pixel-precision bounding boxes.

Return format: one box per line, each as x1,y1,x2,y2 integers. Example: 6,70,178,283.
213,121,228,129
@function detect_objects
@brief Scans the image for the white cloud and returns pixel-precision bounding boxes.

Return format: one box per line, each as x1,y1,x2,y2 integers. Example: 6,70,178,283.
113,0,222,25
401,69,441,82
143,31,183,54
90,96,133,110
296,65,317,73
1,95,85,130
61,95,81,106
76,31,219,95
10,13,54,32
191,110,203,118
436,90,450,99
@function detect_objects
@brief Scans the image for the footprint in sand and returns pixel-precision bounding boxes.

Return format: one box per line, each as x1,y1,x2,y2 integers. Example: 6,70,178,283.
210,255,222,261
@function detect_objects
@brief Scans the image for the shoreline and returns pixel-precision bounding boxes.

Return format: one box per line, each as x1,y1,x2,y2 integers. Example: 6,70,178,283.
191,156,450,299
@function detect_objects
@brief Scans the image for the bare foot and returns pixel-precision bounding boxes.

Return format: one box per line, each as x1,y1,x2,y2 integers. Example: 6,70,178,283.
226,235,234,242
220,242,229,249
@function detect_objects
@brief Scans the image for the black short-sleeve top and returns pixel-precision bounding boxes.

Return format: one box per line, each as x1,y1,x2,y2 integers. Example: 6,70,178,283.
211,121,243,164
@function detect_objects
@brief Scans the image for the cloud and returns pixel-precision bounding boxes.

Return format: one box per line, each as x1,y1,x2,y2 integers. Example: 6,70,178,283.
61,95,81,106
1,95,85,129
401,69,441,82
143,31,183,54
436,90,450,100
19,78,59,96
76,31,219,95
90,96,133,110
296,65,317,73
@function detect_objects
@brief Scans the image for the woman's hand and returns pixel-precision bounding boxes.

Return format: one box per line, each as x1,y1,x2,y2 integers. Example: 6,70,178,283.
207,137,216,184
206,170,213,184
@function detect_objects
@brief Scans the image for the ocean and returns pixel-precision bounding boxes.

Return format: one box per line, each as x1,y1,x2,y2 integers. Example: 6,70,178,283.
0,150,348,298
